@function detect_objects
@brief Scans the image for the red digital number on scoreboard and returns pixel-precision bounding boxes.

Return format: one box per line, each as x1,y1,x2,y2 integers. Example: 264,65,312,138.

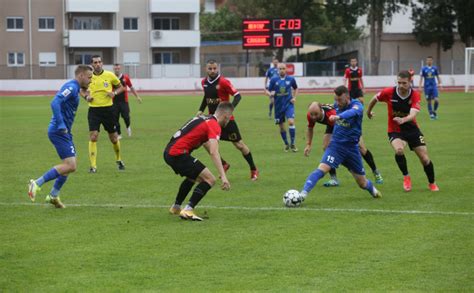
273,19,302,30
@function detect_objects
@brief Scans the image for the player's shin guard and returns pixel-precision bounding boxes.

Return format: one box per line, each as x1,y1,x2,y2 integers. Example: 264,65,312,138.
362,149,378,173
303,169,325,193
243,152,257,171
280,130,289,145
89,141,97,168
36,168,60,187
188,182,211,208
423,161,435,184
395,154,409,176
289,126,296,145
112,140,121,161
50,175,68,197
175,178,194,205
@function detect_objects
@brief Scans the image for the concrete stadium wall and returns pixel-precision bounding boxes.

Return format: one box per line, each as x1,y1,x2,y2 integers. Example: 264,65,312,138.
0,75,470,93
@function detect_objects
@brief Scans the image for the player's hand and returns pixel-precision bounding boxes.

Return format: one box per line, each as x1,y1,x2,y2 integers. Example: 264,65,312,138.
328,115,339,123
137,96,143,104
304,145,312,157
221,177,230,191
367,111,375,119
438,84,443,90
196,111,203,116
107,91,115,98
393,117,405,125
85,95,94,102
290,97,296,104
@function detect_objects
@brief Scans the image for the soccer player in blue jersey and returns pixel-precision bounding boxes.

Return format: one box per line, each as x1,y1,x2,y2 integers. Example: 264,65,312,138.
264,58,279,118
299,85,382,202
419,56,442,120
27,65,92,208
268,63,299,152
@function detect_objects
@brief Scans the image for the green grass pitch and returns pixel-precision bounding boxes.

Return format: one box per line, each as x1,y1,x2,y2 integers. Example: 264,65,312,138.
0,91,473,291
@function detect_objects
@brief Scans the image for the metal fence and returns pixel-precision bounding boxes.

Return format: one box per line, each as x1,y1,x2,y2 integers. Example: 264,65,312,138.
0,59,469,79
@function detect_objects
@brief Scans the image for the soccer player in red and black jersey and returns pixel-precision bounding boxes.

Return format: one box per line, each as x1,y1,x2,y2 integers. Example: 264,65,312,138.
344,58,365,103
367,70,439,192
197,60,259,181
113,64,142,138
304,102,383,187
164,102,233,221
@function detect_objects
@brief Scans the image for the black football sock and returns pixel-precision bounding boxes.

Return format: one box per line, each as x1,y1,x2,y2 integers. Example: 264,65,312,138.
395,154,409,176
329,168,337,179
423,161,435,184
243,152,257,171
188,182,212,208
175,178,194,205
221,157,228,166
362,149,378,173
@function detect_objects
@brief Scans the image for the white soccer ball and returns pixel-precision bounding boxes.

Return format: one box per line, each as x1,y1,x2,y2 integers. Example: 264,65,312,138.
283,189,302,207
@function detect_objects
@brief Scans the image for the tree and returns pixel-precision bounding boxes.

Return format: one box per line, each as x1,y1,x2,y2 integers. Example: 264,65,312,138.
411,1,456,71
360,0,409,75
200,5,241,41
452,0,474,47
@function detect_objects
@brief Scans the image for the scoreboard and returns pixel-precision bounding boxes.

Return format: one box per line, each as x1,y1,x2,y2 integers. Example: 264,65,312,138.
242,18,303,49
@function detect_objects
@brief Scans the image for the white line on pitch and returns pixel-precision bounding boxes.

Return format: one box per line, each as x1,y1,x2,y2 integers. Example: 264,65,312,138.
0,202,472,216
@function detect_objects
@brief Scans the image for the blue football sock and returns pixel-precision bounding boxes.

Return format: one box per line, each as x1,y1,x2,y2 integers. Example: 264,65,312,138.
280,130,289,145
365,179,375,195
427,102,433,114
303,169,325,193
289,126,296,145
434,100,439,112
50,175,68,197
36,168,60,187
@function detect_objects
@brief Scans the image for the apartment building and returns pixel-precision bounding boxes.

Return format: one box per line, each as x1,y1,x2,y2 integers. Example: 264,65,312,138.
0,0,200,79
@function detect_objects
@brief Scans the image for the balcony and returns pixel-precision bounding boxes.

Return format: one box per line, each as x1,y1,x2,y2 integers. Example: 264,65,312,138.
66,0,119,13
149,0,199,13
67,30,120,47
150,30,200,48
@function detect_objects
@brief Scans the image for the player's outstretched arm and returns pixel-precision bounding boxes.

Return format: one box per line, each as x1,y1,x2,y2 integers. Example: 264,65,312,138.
204,139,230,190
418,75,423,90
366,96,378,119
232,93,242,108
393,108,419,125
130,87,142,103
304,127,314,157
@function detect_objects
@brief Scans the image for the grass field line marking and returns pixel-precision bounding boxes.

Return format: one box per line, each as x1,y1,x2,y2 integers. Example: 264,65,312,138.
0,202,472,216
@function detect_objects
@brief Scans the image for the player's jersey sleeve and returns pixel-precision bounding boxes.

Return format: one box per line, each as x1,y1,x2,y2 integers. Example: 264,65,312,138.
434,67,439,76
307,113,315,128
375,88,392,103
266,69,271,78
419,67,425,77
358,69,363,78
344,68,350,78
124,74,133,88
411,91,421,111
222,78,239,96
51,82,78,129
268,77,276,92
207,120,221,140
291,77,298,89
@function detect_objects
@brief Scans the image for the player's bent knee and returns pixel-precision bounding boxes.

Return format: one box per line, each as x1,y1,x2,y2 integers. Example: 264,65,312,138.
395,148,404,156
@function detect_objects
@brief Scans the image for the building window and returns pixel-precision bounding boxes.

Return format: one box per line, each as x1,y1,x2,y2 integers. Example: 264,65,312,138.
124,18,138,31
73,17,102,30
153,52,180,64
6,17,24,31
74,52,101,64
153,17,179,30
123,52,140,65
39,17,55,31
39,52,56,66
8,52,25,66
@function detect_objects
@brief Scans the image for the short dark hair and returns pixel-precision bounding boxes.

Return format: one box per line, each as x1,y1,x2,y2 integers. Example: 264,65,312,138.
350,57,357,61
75,64,92,76
113,63,121,66
91,55,101,63
427,56,433,59
216,101,234,114
334,85,348,96
398,70,411,79
206,59,218,65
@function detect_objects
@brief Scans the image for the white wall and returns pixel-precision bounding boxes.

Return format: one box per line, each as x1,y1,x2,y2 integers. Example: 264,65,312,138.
0,75,470,92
